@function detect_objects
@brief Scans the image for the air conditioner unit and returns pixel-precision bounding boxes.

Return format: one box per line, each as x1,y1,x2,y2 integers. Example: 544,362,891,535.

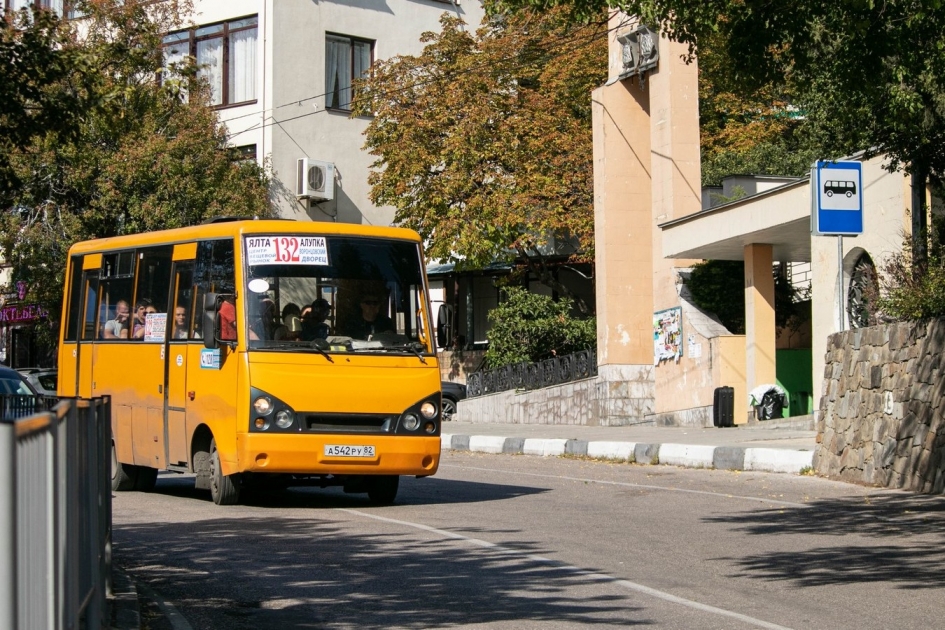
296,158,335,201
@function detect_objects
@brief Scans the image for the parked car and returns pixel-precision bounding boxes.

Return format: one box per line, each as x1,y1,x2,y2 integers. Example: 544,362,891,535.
441,381,467,421
17,367,58,396
1,365,41,420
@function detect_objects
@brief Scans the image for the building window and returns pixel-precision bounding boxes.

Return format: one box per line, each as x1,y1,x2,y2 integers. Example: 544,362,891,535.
5,0,67,16
162,15,258,108
326,33,373,111
231,144,257,163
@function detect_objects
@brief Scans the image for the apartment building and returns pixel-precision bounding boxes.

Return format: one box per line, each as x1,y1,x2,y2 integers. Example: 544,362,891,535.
178,0,485,226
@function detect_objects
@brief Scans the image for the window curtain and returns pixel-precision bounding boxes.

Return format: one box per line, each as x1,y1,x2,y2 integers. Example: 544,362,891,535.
196,37,224,106
326,37,351,110
352,40,371,106
228,27,257,104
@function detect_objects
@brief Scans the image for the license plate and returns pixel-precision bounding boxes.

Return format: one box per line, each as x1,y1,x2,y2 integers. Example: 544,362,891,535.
324,444,376,457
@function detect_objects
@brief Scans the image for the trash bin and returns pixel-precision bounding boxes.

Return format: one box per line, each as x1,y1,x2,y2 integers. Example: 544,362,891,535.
713,386,735,427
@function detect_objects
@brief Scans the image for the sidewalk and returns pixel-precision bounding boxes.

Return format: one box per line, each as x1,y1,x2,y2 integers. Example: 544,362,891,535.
442,417,819,474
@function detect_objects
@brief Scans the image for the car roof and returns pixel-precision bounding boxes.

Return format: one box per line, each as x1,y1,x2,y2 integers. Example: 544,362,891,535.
0,366,38,393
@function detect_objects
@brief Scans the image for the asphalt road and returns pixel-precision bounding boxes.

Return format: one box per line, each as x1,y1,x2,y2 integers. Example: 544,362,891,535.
112,451,945,629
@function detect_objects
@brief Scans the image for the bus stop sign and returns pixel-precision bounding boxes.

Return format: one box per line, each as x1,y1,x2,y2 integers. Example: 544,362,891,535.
812,160,863,236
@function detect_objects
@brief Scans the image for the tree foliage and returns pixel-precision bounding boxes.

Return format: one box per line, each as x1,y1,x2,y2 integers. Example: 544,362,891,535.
354,9,607,272
0,0,272,337
484,286,596,367
491,0,945,188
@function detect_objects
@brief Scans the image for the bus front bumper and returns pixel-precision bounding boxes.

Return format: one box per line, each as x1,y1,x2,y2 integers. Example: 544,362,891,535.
235,433,441,476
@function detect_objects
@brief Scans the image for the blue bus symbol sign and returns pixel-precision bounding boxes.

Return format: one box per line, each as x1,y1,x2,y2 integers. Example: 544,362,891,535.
812,160,863,236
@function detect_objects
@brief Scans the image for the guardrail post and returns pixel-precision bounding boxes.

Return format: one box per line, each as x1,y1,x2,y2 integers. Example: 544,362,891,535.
0,419,16,629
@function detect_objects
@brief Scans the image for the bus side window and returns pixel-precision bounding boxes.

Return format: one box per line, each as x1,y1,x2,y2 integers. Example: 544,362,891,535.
64,256,84,342
99,251,136,340
194,238,236,341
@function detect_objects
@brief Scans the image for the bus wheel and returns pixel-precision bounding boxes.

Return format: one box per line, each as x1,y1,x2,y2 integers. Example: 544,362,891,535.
209,438,241,505
111,442,138,491
134,467,158,492
366,475,399,505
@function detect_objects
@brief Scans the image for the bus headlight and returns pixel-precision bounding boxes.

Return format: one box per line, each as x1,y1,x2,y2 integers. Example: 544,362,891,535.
254,396,273,415
402,413,420,431
420,401,437,419
275,410,294,429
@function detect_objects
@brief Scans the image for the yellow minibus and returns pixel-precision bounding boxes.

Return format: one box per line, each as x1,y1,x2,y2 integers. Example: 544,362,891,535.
58,218,443,504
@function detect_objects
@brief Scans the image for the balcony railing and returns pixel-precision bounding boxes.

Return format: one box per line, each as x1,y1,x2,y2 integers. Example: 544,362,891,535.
467,349,597,398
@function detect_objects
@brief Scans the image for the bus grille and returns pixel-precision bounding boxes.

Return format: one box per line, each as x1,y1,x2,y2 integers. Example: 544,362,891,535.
302,413,395,434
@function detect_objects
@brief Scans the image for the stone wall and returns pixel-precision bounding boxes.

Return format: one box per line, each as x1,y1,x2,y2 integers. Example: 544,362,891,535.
438,349,486,385
814,318,945,493
454,364,716,427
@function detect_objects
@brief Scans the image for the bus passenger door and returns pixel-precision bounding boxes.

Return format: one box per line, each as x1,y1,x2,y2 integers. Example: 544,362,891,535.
165,256,195,467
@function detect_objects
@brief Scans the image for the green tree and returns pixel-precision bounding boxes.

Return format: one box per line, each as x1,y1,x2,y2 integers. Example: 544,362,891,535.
491,0,945,259
0,0,272,339
354,9,606,309
484,286,596,367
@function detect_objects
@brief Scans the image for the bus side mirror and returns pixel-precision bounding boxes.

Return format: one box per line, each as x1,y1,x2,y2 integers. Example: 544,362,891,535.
203,292,220,349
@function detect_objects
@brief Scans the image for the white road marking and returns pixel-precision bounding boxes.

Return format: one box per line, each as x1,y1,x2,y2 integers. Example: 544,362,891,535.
442,463,812,508
341,508,795,630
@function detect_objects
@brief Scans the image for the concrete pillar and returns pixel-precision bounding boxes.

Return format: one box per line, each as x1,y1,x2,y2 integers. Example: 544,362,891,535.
592,80,653,369
744,243,776,396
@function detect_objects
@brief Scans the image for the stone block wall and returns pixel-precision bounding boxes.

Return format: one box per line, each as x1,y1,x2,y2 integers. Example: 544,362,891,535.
814,318,945,492
438,349,486,385
454,363,656,426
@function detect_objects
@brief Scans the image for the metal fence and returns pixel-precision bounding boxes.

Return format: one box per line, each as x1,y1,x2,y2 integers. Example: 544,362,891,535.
0,396,112,630
467,349,597,398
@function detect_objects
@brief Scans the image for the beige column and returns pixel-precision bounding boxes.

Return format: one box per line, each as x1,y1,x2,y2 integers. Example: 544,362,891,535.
744,243,776,396
592,80,653,367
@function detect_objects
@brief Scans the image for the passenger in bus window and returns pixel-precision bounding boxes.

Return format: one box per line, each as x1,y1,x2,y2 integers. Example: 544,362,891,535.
281,303,302,341
132,299,153,339
102,300,131,339
172,306,189,339
301,298,331,341
219,296,237,341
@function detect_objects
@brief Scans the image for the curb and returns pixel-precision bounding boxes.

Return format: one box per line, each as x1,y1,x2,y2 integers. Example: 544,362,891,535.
109,566,141,630
442,434,815,474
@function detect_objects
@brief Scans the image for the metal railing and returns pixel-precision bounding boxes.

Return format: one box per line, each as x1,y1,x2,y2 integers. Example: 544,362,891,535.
0,395,112,630
467,349,597,398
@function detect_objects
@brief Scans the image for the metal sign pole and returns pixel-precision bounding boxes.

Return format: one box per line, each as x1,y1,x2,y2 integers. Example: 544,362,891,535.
837,235,845,331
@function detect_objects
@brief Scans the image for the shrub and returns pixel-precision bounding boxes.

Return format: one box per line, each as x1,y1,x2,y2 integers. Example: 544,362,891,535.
484,287,596,368
872,233,945,321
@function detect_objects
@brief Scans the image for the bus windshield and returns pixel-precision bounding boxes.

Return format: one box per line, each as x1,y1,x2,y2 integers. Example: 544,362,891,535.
243,234,430,354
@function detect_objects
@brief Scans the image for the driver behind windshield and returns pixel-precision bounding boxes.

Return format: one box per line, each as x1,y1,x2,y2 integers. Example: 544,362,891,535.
340,287,394,340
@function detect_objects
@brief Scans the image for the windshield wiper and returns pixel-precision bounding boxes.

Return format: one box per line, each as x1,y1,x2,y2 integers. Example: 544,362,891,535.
406,342,427,364
310,339,335,363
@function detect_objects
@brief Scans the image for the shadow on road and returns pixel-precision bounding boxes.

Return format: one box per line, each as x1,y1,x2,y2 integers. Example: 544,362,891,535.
703,492,945,589
149,471,550,508
114,476,650,629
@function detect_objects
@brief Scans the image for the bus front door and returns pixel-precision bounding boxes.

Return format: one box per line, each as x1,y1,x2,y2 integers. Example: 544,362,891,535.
164,259,194,467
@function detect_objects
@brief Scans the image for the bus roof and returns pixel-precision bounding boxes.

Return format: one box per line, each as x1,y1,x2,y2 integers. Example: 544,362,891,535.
66,219,424,256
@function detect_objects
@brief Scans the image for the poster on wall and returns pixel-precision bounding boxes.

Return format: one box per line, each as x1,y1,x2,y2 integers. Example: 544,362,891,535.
653,307,682,365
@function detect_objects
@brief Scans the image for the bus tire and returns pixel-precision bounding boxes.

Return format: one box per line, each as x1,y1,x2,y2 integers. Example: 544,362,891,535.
209,438,241,505
111,442,138,492
366,475,399,505
134,466,159,492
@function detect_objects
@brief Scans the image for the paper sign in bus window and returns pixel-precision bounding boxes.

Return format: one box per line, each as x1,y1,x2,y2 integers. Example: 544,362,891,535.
246,236,329,266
